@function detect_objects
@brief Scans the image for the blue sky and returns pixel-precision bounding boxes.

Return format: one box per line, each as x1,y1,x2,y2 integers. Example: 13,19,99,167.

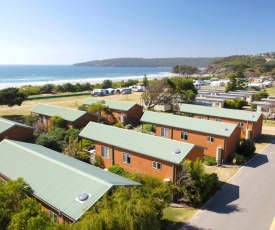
0,0,274,64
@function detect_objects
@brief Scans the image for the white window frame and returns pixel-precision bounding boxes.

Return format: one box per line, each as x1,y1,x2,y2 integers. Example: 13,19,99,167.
207,136,214,142
101,146,110,159
238,122,244,128
152,161,162,170
216,118,222,122
181,131,188,140
49,210,58,223
122,152,131,164
161,127,169,138
198,116,205,119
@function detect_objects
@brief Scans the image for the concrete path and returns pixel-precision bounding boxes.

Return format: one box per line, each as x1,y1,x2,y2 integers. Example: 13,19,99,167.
183,140,275,230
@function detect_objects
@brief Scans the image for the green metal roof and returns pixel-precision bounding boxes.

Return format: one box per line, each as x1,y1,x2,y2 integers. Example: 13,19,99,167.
0,117,33,134
83,98,141,111
180,104,261,122
0,140,140,221
141,111,236,137
79,122,195,165
30,104,86,122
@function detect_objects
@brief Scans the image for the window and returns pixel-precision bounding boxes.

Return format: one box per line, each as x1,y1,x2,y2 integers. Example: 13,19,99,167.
49,210,58,223
238,122,244,128
261,107,269,112
216,118,222,122
207,136,214,142
198,116,205,119
181,131,188,140
161,127,169,138
101,146,110,159
42,116,47,125
123,152,131,164
152,161,162,170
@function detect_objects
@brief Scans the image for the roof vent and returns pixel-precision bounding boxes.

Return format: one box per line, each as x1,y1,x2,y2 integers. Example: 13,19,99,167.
76,192,90,203
222,127,228,131
173,149,181,154
250,115,255,118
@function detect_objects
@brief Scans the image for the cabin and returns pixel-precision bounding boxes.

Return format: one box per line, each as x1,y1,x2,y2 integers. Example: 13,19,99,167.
79,122,204,183
0,139,140,224
140,111,240,161
0,117,34,142
195,97,225,108
82,98,143,125
30,104,97,129
180,104,263,140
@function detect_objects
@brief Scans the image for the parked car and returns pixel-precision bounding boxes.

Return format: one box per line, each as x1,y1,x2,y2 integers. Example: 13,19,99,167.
91,89,107,96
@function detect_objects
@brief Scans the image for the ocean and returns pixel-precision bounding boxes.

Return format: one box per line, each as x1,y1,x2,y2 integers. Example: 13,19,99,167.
0,65,173,89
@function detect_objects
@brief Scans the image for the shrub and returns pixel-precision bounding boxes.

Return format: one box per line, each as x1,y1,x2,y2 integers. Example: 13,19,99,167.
114,122,124,128
94,155,104,168
76,151,90,163
237,138,256,157
203,156,217,166
108,165,126,176
230,153,245,165
138,124,156,134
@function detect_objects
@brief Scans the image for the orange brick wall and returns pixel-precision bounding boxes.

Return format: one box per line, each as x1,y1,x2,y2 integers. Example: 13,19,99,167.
72,114,98,129
156,126,225,158
223,128,241,159
0,126,34,142
101,105,143,125
193,114,262,140
95,141,204,182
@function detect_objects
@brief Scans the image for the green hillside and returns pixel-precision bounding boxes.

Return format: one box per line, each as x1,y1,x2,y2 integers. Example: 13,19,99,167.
203,52,275,77
73,57,217,68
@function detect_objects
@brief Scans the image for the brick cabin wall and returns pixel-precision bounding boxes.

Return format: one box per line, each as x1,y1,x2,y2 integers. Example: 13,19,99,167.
223,127,241,159
156,125,226,158
72,114,98,129
0,174,73,224
124,105,143,125
192,114,262,140
38,114,97,130
94,141,203,182
101,105,143,125
0,126,34,142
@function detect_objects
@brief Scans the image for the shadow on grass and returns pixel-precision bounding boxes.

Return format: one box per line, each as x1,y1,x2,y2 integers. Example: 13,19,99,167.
2,115,25,124
161,219,187,230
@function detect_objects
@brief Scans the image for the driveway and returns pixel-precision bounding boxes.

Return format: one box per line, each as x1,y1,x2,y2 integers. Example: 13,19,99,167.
183,140,275,230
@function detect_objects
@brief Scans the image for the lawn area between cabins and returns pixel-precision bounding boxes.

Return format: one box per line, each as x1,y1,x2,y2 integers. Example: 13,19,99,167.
1,89,275,228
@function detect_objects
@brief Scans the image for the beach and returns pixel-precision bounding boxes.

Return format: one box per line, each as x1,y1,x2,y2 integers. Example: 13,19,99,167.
0,72,174,90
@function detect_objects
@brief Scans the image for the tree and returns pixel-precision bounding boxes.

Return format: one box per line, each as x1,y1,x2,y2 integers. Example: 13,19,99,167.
86,100,111,118
226,72,246,91
35,133,65,152
49,116,66,130
0,178,31,229
101,79,113,89
143,74,149,87
8,199,55,230
237,138,256,157
172,65,199,77
176,159,221,206
73,187,162,230
40,84,54,94
254,91,269,101
0,88,27,107
141,79,173,110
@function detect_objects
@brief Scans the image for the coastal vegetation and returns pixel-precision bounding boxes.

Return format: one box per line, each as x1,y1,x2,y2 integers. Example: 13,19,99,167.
73,57,217,68
204,52,275,76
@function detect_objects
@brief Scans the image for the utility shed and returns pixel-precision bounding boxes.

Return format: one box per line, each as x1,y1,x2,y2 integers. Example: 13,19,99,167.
141,111,240,160
83,98,143,125
0,140,140,223
30,103,97,129
0,117,33,141
79,122,204,182
180,104,263,139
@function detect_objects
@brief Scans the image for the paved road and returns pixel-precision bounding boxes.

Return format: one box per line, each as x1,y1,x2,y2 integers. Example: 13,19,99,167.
183,140,275,230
